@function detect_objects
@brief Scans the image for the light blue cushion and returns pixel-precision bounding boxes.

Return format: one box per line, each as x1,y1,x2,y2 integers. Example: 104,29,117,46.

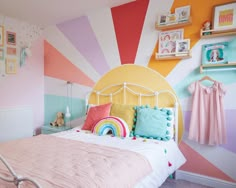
134,106,170,140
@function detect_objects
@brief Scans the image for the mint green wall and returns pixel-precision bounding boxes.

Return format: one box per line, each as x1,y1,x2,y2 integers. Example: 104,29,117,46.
44,94,85,125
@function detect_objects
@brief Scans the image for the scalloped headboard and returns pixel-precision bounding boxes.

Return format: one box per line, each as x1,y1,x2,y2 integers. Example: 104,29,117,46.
87,65,184,142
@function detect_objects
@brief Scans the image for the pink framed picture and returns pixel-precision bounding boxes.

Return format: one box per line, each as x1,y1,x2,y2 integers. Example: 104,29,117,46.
7,47,17,55
7,31,16,45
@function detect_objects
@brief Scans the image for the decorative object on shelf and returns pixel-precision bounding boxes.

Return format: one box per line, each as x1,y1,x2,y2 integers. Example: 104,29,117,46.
213,2,236,31
158,29,184,57
175,5,191,22
202,20,212,35
5,58,17,74
0,48,4,60
157,14,168,26
0,26,4,47
175,39,190,55
6,31,16,45
167,13,178,25
202,41,229,65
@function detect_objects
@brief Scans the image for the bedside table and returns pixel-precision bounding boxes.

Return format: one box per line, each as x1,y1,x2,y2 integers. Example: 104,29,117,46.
41,124,72,134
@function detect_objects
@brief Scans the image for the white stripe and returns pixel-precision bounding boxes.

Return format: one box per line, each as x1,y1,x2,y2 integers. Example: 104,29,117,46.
88,8,121,69
135,0,174,66
44,76,92,99
43,26,100,82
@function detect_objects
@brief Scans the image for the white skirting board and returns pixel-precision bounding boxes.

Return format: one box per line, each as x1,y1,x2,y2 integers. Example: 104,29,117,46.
0,106,33,142
176,170,236,188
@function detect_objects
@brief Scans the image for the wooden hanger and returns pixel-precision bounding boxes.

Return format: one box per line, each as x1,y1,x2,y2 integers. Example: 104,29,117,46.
199,75,215,82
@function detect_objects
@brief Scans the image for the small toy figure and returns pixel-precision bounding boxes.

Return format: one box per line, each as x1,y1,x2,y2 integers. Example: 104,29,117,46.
202,20,212,35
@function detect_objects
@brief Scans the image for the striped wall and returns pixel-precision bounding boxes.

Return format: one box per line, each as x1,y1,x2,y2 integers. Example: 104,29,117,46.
44,0,236,184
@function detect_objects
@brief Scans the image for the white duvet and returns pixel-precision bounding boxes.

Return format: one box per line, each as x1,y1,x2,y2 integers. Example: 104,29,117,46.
53,127,186,188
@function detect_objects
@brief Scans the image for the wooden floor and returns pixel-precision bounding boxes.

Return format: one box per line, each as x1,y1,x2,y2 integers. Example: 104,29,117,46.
160,178,213,188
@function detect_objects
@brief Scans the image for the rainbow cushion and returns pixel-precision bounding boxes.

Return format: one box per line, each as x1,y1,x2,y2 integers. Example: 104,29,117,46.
92,116,130,138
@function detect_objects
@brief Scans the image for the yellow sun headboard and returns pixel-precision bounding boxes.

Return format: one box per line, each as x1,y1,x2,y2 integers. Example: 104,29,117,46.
87,64,184,142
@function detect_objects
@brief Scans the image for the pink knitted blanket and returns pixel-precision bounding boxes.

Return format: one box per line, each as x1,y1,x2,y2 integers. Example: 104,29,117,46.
0,135,152,188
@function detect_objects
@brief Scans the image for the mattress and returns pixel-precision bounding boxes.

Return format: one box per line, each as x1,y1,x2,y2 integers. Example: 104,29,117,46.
54,127,186,187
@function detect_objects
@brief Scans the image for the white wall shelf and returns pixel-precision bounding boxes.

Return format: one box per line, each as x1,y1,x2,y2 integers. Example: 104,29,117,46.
200,63,236,73
200,28,236,38
155,17,192,30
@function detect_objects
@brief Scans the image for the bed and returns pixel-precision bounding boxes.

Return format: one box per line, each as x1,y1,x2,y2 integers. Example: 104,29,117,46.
0,65,186,188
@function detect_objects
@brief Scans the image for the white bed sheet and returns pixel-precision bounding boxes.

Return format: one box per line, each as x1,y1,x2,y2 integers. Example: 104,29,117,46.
53,126,186,188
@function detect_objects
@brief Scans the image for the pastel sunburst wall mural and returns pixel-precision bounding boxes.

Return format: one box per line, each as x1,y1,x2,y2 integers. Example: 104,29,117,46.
44,0,236,185
44,0,173,125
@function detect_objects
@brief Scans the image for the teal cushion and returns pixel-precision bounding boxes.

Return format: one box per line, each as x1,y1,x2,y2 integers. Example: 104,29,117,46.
134,106,171,140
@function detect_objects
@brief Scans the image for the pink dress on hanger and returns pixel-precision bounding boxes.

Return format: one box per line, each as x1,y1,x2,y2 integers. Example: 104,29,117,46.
188,80,226,145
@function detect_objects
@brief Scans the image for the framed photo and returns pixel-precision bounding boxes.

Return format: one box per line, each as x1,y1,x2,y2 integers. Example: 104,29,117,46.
0,26,4,47
7,31,16,45
213,2,236,30
176,39,190,54
201,42,229,65
7,47,17,55
175,5,191,22
166,13,178,25
157,14,168,25
0,48,4,60
6,58,17,74
158,29,184,55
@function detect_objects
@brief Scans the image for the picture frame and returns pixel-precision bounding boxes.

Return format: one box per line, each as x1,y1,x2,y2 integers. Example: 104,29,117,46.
6,58,17,74
176,39,190,54
7,31,16,45
175,5,191,22
7,47,17,55
158,29,184,56
166,13,178,25
157,14,168,25
213,2,236,30
0,26,4,47
201,42,229,65
0,48,4,60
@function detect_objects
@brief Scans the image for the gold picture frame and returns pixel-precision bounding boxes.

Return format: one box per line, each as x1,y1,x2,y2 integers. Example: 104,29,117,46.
0,26,4,47
6,58,17,74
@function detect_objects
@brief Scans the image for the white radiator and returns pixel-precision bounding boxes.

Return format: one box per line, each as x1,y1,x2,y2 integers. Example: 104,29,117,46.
0,106,33,142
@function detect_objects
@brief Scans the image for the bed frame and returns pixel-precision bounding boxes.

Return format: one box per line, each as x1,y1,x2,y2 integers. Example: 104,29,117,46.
86,82,179,143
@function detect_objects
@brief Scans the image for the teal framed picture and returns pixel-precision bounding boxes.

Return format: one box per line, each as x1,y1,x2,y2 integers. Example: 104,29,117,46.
201,42,229,65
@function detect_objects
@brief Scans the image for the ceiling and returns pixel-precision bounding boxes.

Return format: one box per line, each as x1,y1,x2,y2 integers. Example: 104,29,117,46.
0,0,134,27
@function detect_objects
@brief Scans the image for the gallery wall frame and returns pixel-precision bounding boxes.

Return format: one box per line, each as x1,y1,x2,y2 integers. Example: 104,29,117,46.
175,5,191,22
0,48,4,60
176,39,190,54
213,2,236,30
7,31,16,45
158,29,184,56
5,58,17,74
0,26,4,47
202,42,229,65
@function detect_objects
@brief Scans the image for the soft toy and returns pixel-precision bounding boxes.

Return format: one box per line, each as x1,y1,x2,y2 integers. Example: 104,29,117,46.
202,20,211,35
50,112,65,127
